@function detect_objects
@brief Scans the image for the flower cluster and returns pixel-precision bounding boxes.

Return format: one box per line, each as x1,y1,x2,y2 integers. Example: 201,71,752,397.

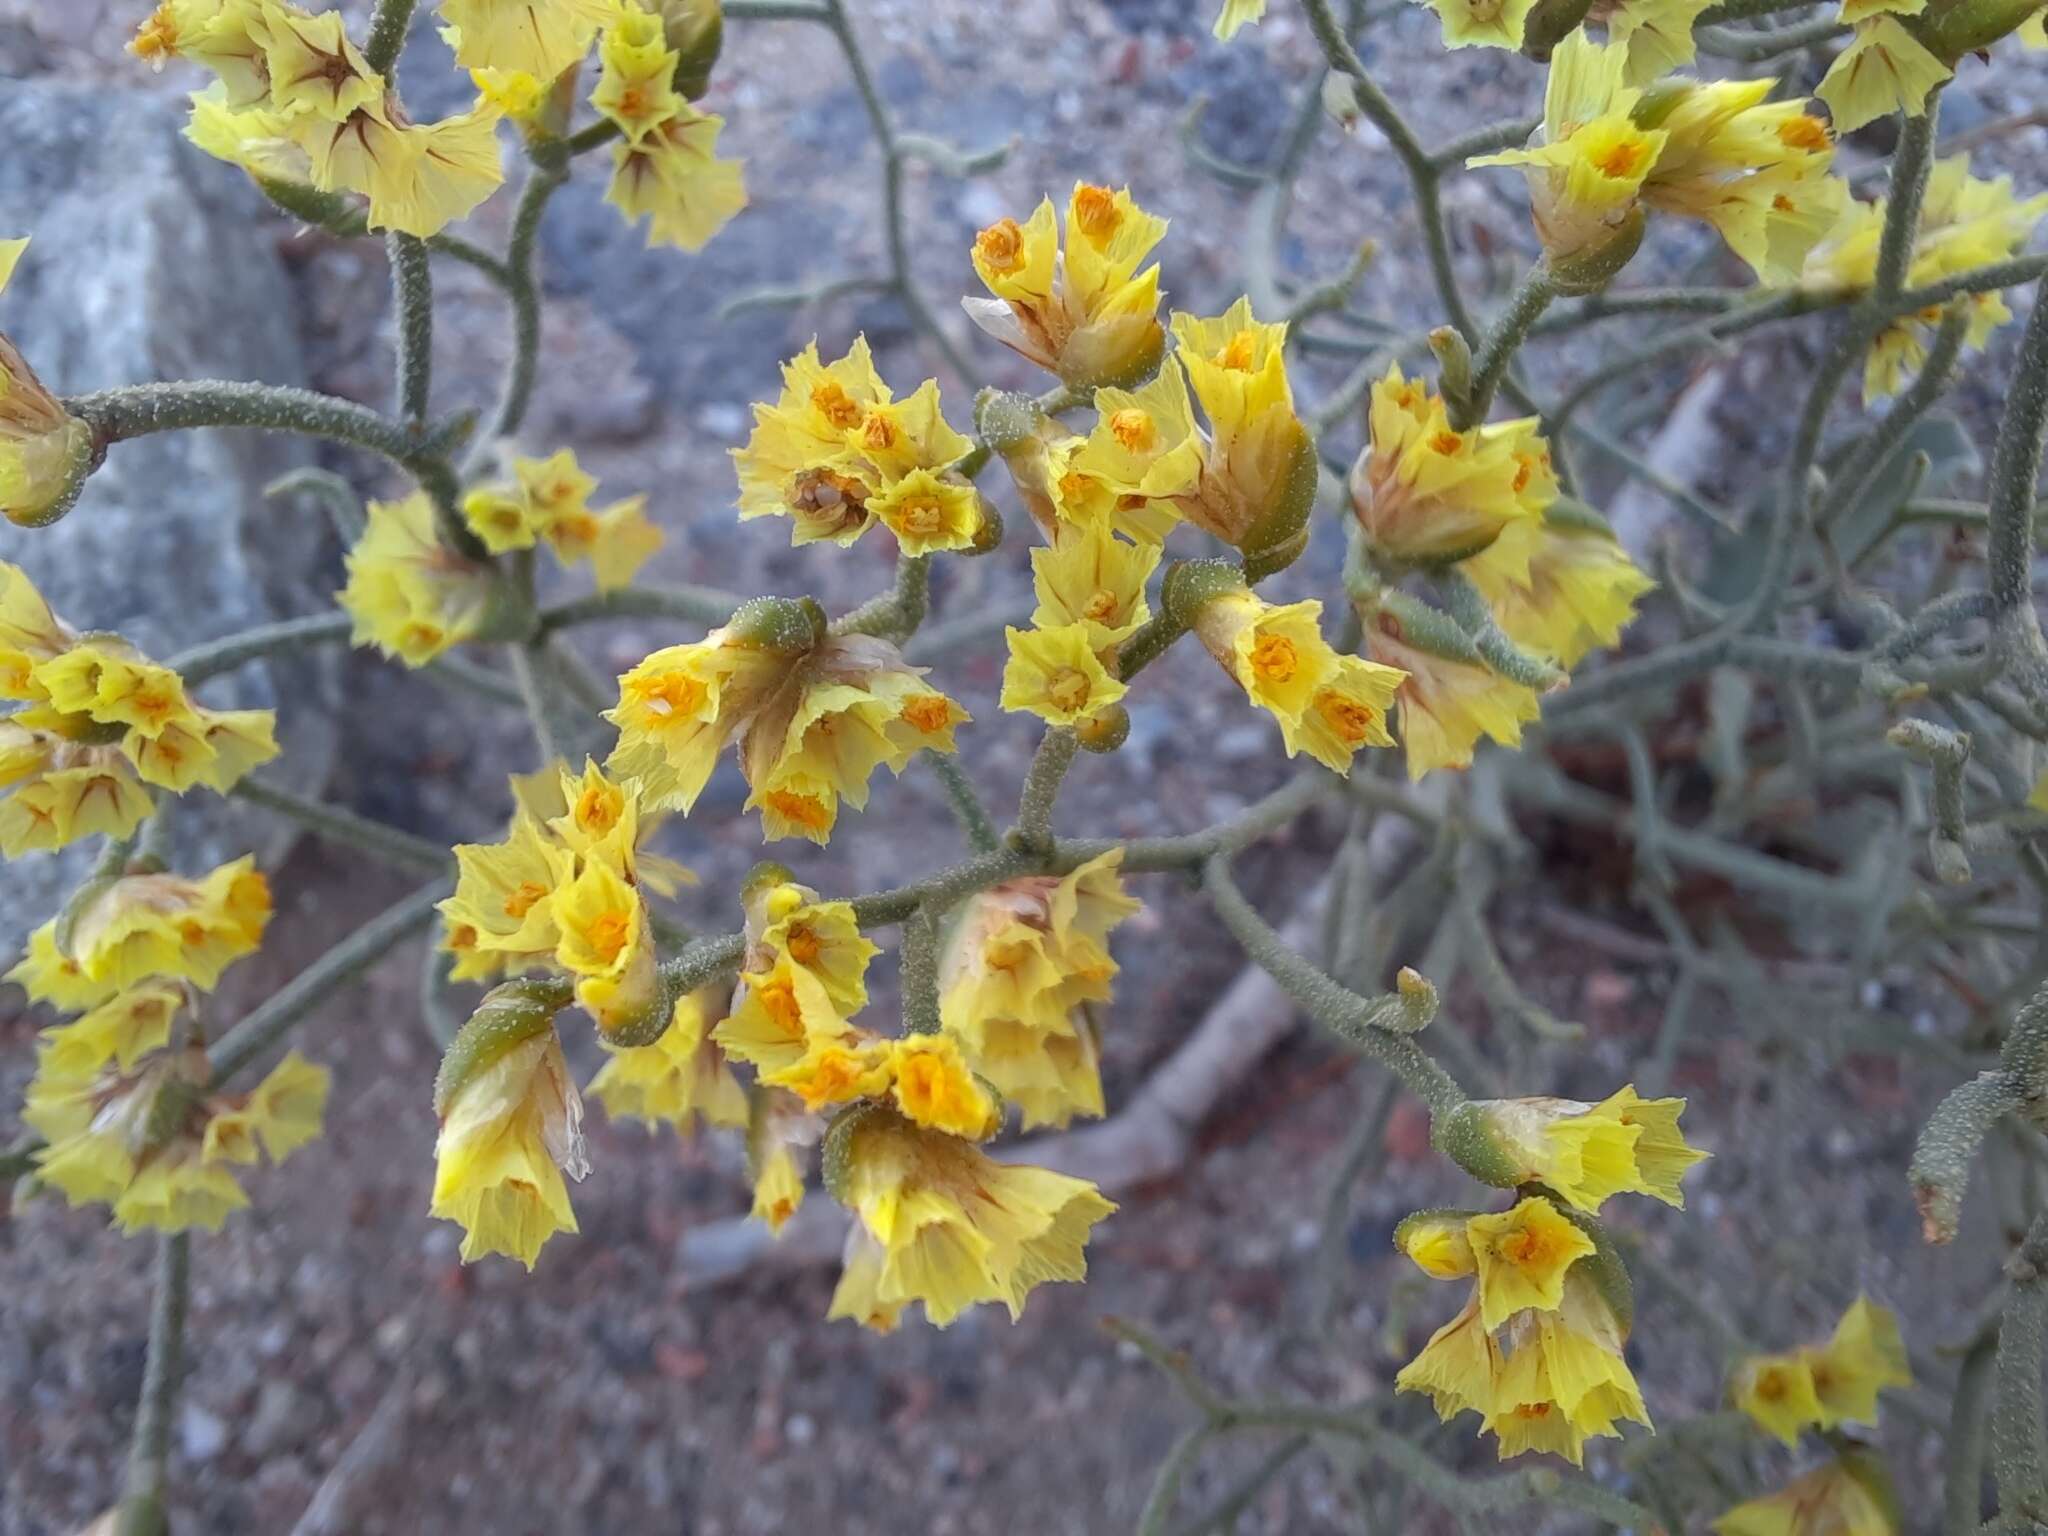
1803,157,2048,401
13,856,324,1234
732,336,985,553
1715,1452,1901,1536
1345,371,1651,776
139,0,746,249
137,0,504,238
1470,35,1840,287
1,563,279,855
337,491,500,666
1730,1296,1912,1445
461,447,664,588
1393,1088,1706,1461
605,598,967,843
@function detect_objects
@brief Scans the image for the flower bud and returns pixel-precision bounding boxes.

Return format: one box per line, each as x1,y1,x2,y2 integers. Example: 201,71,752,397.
651,0,723,98
1073,701,1129,753
0,237,96,527
1394,1208,1480,1279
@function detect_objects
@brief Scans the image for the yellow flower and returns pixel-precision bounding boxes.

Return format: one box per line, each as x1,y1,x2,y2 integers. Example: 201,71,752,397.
549,495,666,592
587,986,750,1132
339,491,497,665
1715,1454,1901,1536
430,1020,588,1268
1297,656,1405,774
114,1147,251,1234
963,183,1169,388
552,855,661,1036
1368,619,1543,779
1396,1294,1503,1422
1734,1351,1826,1445
1063,364,1205,543
768,1035,893,1113
888,1034,1002,1140
1635,78,1841,283
1030,523,1161,654
1426,0,1540,49
259,4,383,121
65,857,271,994
1805,157,2048,401
1604,0,1717,82
1166,299,1316,563
1191,590,1339,749
0,719,156,857
1463,511,1655,668
748,1104,811,1234
470,66,550,119
0,239,95,528
200,1051,331,1166
38,983,186,1076
8,919,122,1011
828,1104,1115,1326
439,813,576,976
134,0,274,106
1809,1297,1912,1428
940,853,1136,1129
604,600,823,813
1213,0,1267,38
1001,623,1128,727
0,560,75,699
437,0,616,79
462,484,539,553
1350,366,1555,564
828,1225,909,1333
292,101,507,239
867,467,983,556
1470,1085,1708,1212
591,2,684,142
1815,17,1952,134
716,953,855,1077
1485,1269,1649,1464
606,105,747,253
1469,33,1665,273
1395,1209,1479,1280
748,883,880,1012
1467,1196,1597,1329
732,337,893,544
34,643,197,740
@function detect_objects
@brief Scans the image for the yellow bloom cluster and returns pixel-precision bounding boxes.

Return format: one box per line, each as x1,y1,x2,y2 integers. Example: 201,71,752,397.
439,0,616,81
137,0,504,238
937,851,1139,1129
1365,617,1543,779
826,1103,1116,1332
606,603,967,844
461,447,664,590
1715,1453,1901,1536
1730,1297,1912,1445
732,336,982,552
1814,5,1951,134
588,984,749,1133
337,491,498,666
0,565,279,856
1187,587,1405,773
15,853,319,1235
595,2,747,253
1394,1196,1648,1464
0,240,95,528
1472,35,1840,285
1803,156,2048,401
1350,365,1558,565
1463,510,1659,669
438,759,689,1032
966,183,1170,389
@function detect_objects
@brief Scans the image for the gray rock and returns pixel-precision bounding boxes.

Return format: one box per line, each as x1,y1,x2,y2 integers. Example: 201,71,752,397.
0,82,338,942
178,1402,228,1464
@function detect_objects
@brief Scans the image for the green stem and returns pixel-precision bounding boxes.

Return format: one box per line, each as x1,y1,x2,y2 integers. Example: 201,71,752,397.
1010,727,1078,854
388,232,434,429
115,1233,190,1536
539,582,741,632
1136,1426,1217,1536
898,906,942,1036
361,0,417,74
231,779,452,875
488,164,568,445
207,881,449,1084
927,752,1000,853
1994,1211,2048,1521
1451,261,1555,431
1986,275,2048,702
168,612,355,684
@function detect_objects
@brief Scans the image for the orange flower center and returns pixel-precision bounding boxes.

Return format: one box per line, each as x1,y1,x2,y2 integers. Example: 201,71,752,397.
576,785,622,834
586,909,633,964
975,218,1025,272
503,880,549,920
897,494,945,536
631,671,707,719
1216,330,1258,371
1108,408,1154,452
785,925,822,965
1592,138,1647,179
1083,588,1121,623
758,978,802,1034
1072,183,1121,241
899,695,953,734
1502,1224,1562,1271
1317,692,1375,744
1779,115,1830,152
1047,668,1092,713
765,789,832,830
861,412,899,452
1429,429,1464,456
1249,634,1298,683
810,381,863,429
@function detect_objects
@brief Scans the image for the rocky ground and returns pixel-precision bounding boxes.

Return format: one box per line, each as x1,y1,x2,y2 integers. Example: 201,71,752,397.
2,0,2047,1531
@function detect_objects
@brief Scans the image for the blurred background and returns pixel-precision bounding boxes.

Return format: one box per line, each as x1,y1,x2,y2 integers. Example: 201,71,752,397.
3,0,2048,1530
